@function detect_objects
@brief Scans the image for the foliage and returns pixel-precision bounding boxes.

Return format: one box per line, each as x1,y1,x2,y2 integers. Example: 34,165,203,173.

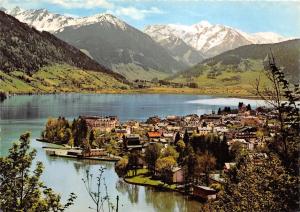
176,139,186,163
182,144,196,184
255,55,300,174
0,132,76,211
71,118,88,147
195,152,216,186
127,151,141,176
183,130,189,144
174,132,181,144
82,139,92,155
212,154,299,211
162,145,179,160
182,147,216,186
106,140,119,156
156,156,177,184
229,142,243,160
144,143,162,174
190,133,230,169
115,157,128,177
42,117,71,144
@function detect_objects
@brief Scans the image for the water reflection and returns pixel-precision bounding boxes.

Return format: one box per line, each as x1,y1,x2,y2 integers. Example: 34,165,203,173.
116,180,139,204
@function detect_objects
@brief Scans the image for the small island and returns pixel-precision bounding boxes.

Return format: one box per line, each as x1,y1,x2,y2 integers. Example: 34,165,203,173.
40,101,272,201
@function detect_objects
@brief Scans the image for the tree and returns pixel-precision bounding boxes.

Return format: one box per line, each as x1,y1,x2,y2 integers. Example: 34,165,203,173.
255,55,300,174
115,157,128,177
190,133,230,168
89,130,95,145
176,139,186,162
0,133,76,211
238,102,244,109
230,142,243,160
145,143,162,174
174,132,181,144
62,128,72,144
42,117,72,145
72,118,88,147
162,145,179,160
106,140,119,156
196,151,216,185
156,156,176,184
68,137,74,148
82,139,91,156
212,154,299,211
182,144,196,184
246,104,252,111
183,130,189,144
128,151,140,176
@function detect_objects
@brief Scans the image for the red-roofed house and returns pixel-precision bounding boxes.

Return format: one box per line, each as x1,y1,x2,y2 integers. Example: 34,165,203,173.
147,131,162,142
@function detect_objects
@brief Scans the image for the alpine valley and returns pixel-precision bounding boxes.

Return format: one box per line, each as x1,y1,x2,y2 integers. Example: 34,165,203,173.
0,6,298,96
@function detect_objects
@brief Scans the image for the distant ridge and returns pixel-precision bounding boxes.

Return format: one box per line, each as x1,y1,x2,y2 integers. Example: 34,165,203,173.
202,39,300,81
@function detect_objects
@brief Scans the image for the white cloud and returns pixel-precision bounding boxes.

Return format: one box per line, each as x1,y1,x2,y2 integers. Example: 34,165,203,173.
110,6,164,20
51,0,114,9
0,0,164,20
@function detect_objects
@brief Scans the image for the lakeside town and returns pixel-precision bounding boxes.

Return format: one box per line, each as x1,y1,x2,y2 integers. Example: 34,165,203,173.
41,101,275,201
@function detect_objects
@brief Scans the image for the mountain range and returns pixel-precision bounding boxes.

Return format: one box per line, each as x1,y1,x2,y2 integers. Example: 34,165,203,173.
2,6,291,81
144,22,287,58
3,7,186,80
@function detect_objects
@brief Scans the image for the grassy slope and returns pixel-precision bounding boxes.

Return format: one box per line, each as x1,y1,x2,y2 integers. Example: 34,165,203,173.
169,60,271,96
112,63,170,81
0,63,271,97
0,64,128,94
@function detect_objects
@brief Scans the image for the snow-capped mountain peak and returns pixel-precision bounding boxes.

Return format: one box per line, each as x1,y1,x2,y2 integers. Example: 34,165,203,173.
144,22,289,57
192,20,212,30
8,6,24,16
74,13,128,30
5,7,73,32
5,7,128,32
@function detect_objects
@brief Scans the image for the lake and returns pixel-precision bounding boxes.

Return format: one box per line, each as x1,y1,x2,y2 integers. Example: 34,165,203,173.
0,94,265,211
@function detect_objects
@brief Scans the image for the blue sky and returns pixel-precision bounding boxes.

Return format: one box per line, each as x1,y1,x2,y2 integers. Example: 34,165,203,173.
1,0,299,37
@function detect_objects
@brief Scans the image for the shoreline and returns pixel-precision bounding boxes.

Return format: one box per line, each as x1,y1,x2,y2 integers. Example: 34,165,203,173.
122,170,200,200
123,177,181,193
2,88,262,100
47,153,120,162
42,146,120,162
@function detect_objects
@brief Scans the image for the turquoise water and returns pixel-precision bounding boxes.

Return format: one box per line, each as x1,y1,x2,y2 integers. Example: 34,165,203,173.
0,94,263,211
